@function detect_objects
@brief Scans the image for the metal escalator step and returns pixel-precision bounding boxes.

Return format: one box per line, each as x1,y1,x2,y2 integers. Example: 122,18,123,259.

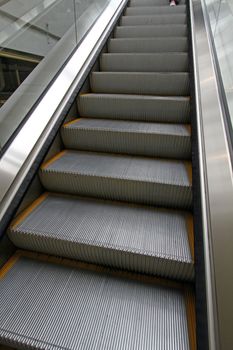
108,37,188,53
39,150,192,209
130,0,186,6
78,94,190,123
90,72,190,96
115,25,188,38
0,253,195,349
125,5,187,16
8,194,194,280
61,118,191,159
100,53,189,72
121,14,187,26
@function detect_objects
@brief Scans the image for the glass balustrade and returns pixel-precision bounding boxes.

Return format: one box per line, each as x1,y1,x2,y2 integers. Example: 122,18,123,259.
0,0,111,150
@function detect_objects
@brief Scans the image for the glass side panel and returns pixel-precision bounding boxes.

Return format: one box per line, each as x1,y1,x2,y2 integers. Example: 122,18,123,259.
0,0,110,150
205,0,233,134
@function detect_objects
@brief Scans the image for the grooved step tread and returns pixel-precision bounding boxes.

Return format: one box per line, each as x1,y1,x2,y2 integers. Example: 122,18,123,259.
39,150,192,209
8,193,194,280
78,93,190,123
100,52,189,72
126,5,187,15
61,118,191,159
130,0,186,6
114,25,188,38
108,37,188,53
90,72,190,96
121,14,187,26
0,253,194,350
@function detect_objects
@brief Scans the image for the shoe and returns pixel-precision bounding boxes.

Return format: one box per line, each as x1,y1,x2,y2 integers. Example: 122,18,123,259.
170,0,176,6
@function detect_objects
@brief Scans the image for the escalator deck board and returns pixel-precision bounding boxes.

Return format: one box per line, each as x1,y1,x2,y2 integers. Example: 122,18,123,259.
0,253,195,350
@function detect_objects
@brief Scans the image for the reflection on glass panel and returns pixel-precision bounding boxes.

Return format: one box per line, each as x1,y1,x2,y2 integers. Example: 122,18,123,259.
0,50,39,106
0,0,102,107
205,0,233,131
0,0,110,150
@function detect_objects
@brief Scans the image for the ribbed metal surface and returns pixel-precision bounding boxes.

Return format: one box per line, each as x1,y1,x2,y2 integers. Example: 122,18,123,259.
61,118,191,159
40,151,192,209
108,37,188,53
130,0,186,6
0,256,191,349
125,5,187,16
100,53,189,72
78,94,190,123
121,14,187,26
1,1,195,349
90,72,190,96
114,25,188,38
9,194,194,280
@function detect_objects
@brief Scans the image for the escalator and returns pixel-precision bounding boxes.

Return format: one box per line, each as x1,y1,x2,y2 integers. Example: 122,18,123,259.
0,0,197,349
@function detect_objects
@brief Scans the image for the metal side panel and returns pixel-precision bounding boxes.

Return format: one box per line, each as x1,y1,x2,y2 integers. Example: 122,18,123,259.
39,151,192,209
129,0,186,6
90,72,190,96
100,53,189,72
125,5,187,16
0,253,194,350
121,14,187,26
61,118,191,159
78,94,190,123
108,37,188,53
114,25,188,38
8,194,194,280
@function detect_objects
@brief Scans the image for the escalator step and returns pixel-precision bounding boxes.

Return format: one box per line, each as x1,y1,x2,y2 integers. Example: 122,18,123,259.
61,118,191,159
0,253,194,350
8,194,194,280
39,150,192,209
114,25,188,38
121,14,187,26
130,0,186,6
125,5,187,15
100,53,189,72
108,37,188,53
90,72,190,96
78,94,190,123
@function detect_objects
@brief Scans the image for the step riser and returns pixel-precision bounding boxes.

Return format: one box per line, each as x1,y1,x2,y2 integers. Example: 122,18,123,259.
61,128,191,159
90,72,190,96
108,38,188,53
130,0,186,6
125,6,186,16
78,95,190,123
8,234,194,281
115,25,188,38
40,171,192,209
100,53,189,72
121,15,187,26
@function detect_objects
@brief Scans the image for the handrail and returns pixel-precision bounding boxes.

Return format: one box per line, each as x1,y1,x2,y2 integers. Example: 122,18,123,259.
190,0,233,349
0,0,128,233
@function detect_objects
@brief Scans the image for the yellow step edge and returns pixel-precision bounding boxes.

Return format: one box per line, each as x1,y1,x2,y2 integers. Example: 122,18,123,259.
184,288,197,350
41,150,67,170
185,214,195,260
184,161,192,185
185,124,191,134
0,251,22,279
10,193,49,230
63,118,82,128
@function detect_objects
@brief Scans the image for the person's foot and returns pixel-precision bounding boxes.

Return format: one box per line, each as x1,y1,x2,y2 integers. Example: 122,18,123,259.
170,0,176,6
